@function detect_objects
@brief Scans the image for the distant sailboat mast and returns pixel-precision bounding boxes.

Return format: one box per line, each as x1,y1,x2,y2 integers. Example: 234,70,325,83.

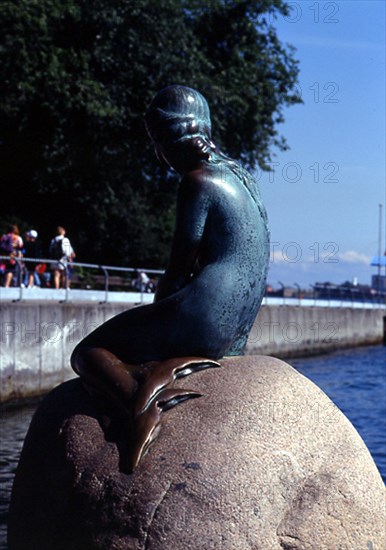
378,203,382,290
383,201,386,279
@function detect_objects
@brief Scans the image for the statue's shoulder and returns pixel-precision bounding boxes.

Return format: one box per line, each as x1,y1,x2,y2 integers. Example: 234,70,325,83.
180,165,217,194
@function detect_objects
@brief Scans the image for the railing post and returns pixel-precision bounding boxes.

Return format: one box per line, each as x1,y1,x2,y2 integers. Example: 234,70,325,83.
100,266,109,304
13,257,23,302
278,281,285,306
61,260,69,302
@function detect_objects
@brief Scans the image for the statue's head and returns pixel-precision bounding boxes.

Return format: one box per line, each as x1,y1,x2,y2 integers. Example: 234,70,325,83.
145,85,215,172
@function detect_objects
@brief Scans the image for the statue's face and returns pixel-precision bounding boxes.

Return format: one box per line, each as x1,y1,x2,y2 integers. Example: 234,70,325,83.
147,114,211,174
145,86,212,172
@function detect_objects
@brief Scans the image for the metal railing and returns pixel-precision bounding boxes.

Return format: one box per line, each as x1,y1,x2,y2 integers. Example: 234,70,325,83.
1,255,385,308
0,255,164,303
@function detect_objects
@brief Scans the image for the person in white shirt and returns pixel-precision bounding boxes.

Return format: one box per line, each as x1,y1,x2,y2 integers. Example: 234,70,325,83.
49,226,72,289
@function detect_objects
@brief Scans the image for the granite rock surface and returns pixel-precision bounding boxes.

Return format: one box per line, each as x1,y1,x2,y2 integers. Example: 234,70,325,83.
8,356,385,549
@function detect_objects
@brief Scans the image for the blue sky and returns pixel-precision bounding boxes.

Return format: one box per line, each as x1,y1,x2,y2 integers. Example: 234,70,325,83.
259,0,385,289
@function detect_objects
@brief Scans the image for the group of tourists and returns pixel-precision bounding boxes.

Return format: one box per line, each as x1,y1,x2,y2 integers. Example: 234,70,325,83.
0,225,75,289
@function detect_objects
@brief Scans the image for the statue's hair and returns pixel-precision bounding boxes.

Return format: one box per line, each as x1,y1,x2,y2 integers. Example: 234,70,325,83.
145,85,212,146
145,85,268,223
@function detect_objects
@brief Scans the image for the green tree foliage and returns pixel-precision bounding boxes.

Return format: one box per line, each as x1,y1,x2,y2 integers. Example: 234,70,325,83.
0,0,300,267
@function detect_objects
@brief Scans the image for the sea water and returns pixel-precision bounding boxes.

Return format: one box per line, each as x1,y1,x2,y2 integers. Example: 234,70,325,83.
292,344,386,482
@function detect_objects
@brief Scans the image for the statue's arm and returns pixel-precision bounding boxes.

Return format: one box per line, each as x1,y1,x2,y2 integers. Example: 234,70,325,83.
155,175,210,301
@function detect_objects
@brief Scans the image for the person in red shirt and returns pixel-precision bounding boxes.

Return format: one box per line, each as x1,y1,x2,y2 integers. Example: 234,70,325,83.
0,224,24,287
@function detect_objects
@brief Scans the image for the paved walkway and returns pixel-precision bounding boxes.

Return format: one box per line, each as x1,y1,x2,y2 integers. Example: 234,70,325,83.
0,287,383,309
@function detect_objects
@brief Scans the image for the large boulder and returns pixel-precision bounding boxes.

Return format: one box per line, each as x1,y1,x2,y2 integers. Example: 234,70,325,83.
8,356,385,549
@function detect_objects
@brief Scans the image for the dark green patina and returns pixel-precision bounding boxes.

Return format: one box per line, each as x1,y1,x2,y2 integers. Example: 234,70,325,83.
71,86,269,470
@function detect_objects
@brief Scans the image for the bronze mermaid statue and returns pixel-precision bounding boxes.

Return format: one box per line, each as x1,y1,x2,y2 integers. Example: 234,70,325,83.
71,85,269,471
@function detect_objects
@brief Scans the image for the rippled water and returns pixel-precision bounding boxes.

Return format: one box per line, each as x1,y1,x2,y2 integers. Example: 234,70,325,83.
0,345,385,548
0,404,39,549
292,345,386,482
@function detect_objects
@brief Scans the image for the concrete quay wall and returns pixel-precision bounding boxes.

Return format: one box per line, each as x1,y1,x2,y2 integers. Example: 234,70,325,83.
0,302,384,404
249,305,384,358
0,302,129,405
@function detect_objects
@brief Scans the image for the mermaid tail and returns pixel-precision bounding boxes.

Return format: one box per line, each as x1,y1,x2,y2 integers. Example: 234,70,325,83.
128,387,202,472
127,357,221,472
76,351,221,472
134,357,221,416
